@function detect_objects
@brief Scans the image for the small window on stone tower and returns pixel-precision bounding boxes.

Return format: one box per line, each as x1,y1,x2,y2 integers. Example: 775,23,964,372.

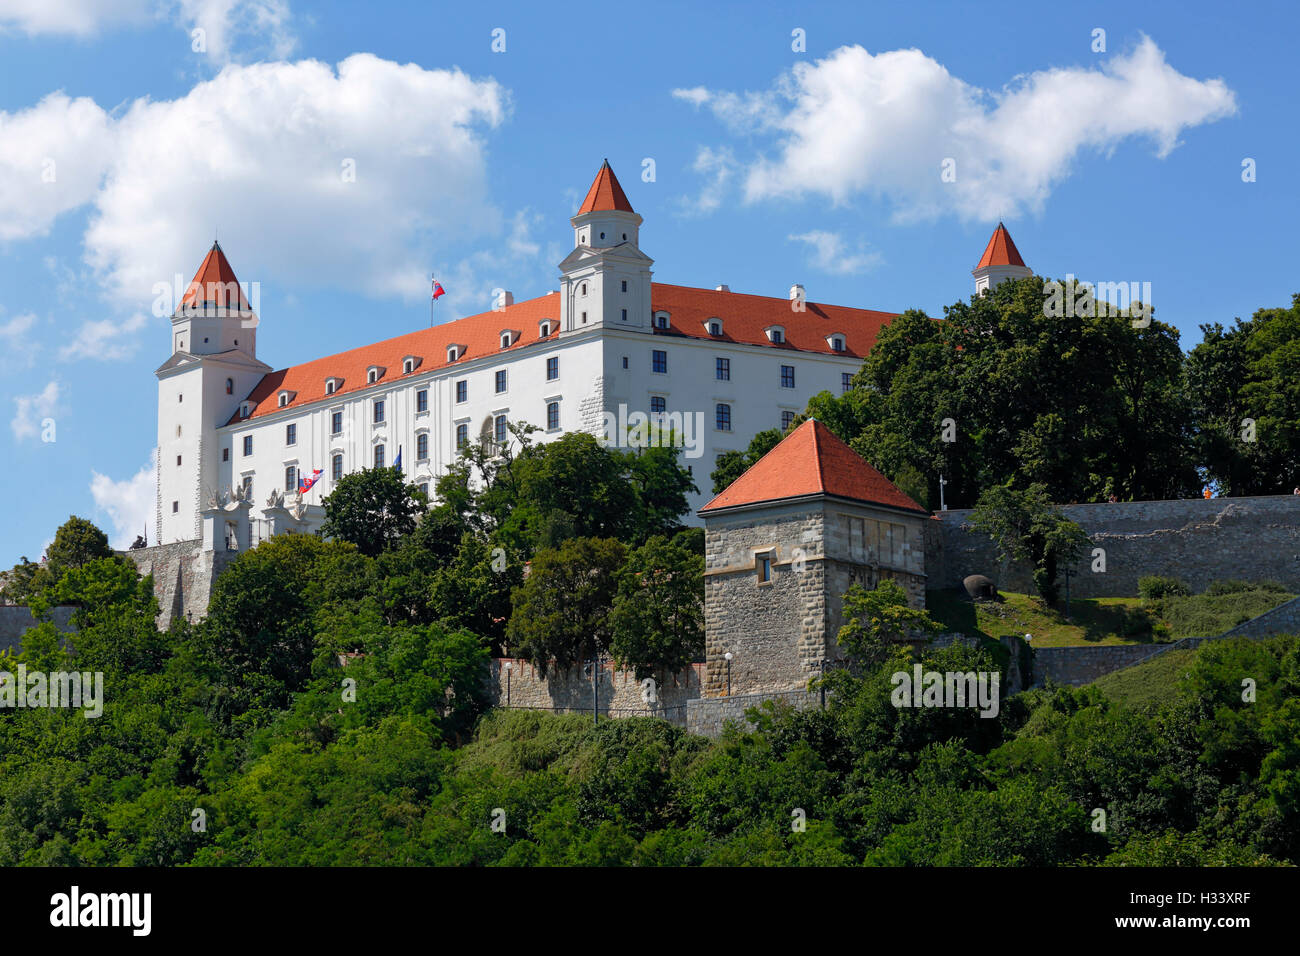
756,553,773,584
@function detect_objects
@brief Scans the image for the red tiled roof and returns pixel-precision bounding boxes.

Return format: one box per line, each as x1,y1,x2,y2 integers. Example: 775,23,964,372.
226,285,896,425
974,223,1026,270
577,160,635,215
182,241,250,309
700,419,927,515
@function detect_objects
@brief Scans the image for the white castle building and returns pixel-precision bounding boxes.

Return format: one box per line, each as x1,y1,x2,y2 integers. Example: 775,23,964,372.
153,161,1030,552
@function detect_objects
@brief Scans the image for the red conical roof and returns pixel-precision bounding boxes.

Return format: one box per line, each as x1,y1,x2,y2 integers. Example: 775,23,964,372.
577,159,635,215
700,419,927,514
181,241,249,309
974,223,1026,270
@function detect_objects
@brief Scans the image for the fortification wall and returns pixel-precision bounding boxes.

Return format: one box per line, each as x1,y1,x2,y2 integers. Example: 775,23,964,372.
120,541,233,629
0,605,77,654
487,658,704,725
686,689,818,737
928,495,1300,599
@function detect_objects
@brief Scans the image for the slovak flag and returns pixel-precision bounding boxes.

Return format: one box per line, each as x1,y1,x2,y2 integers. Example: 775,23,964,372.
298,468,323,493
431,278,446,300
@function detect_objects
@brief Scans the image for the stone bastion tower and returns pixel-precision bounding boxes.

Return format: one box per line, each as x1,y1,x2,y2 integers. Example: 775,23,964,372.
697,419,931,697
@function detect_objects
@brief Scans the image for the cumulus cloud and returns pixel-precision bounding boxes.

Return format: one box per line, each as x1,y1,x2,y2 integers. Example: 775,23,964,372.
787,230,882,275
0,311,41,367
59,311,152,361
10,379,61,441
675,36,1237,221
0,54,506,318
0,0,293,59
90,453,156,549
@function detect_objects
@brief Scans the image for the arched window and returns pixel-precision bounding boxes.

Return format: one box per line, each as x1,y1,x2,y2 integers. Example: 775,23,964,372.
225,378,233,395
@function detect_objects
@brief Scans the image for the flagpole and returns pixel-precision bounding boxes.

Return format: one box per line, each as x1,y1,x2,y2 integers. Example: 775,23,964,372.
430,273,434,328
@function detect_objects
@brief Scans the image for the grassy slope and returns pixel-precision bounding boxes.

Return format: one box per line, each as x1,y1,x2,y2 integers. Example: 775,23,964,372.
1089,647,1198,708
926,589,1159,648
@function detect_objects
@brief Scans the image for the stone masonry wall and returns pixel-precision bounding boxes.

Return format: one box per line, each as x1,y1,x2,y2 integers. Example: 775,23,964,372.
121,540,234,629
929,495,1300,599
487,658,703,725
0,605,77,654
704,507,826,697
1218,595,1300,639
685,689,818,738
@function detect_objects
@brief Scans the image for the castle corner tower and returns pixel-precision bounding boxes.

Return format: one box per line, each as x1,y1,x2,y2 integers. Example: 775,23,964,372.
972,222,1032,295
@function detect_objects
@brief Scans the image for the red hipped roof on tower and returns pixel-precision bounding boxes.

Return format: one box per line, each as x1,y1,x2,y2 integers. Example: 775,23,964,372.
974,223,1026,270
700,419,927,515
182,240,250,309
577,160,635,215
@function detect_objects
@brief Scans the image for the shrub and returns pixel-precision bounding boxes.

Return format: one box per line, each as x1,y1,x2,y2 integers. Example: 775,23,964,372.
1138,575,1189,600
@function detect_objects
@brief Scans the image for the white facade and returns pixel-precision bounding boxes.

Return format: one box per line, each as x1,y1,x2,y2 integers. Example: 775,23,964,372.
154,169,921,551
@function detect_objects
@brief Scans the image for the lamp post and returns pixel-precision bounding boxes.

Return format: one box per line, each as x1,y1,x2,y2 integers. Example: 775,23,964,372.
589,654,602,725
1062,567,1074,620
504,660,512,707
939,474,948,512
723,652,732,696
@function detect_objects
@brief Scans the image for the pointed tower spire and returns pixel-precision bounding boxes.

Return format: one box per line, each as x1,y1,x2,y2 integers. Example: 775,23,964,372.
182,240,250,311
972,222,1032,295
578,159,635,215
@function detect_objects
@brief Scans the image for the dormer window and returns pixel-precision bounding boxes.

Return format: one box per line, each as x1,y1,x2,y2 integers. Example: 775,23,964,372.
239,401,252,418
402,355,421,374
706,318,723,337
367,365,385,384
500,330,519,349
447,344,464,363
277,391,293,408
765,326,786,345
539,320,553,337
325,377,341,395
828,334,846,352
653,311,671,330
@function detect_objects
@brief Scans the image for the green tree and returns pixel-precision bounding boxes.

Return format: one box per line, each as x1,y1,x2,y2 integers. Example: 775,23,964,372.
506,537,627,676
610,535,704,678
46,516,114,573
321,467,427,557
836,579,941,668
969,483,1091,604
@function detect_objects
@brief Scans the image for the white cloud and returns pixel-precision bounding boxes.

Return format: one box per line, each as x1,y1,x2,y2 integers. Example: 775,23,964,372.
90,453,156,549
0,0,154,36
0,92,114,240
0,0,294,59
59,311,152,361
676,36,1237,221
0,310,41,368
675,146,738,218
10,379,61,441
788,230,882,275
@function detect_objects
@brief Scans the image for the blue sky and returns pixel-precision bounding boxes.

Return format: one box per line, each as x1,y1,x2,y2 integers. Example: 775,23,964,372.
0,0,1295,566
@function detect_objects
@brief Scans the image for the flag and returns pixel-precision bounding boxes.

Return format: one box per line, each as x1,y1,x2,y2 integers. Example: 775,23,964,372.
431,278,446,300
298,468,323,493
394,446,402,472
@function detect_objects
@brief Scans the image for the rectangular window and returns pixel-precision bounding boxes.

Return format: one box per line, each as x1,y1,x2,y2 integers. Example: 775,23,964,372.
176,455,181,466
716,403,732,431
621,280,627,292
285,465,297,491
716,357,730,381
456,380,467,403
242,435,253,456
621,309,627,321
332,454,343,482
172,501,178,513
652,350,667,373
842,372,853,394
456,423,468,449
622,356,629,369
495,369,507,393
374,445,385,469
418,482,429,496
373,400,385,424
757,554,772,584
417,389,428,413
222,448,229,462
782,410,796,431
546,356,559,381
417,433,429,460
781,365,795,388
547,401,560,431
331,410,343,435
286,423,296,445
650,396,666,414
241,475,253,496
494,414,507,444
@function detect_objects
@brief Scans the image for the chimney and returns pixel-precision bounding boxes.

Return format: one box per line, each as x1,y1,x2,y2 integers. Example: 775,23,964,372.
789,283,805,301
715,284,730,292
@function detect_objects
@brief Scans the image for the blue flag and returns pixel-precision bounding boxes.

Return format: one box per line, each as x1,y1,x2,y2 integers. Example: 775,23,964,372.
394,445,402,472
